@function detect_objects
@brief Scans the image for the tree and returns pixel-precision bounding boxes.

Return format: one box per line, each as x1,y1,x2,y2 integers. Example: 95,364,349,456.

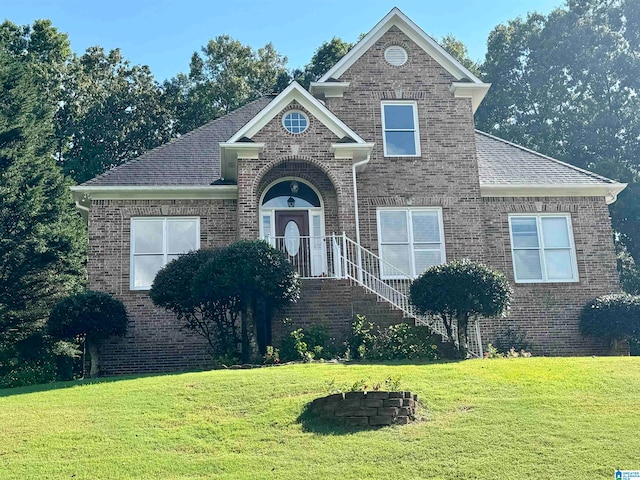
150,249,242,359
410,260,512,358
475,0,640,273
151,241,300,363
164,36,290,134
48,291,128,377
439,34,481,78
194,240,300,360
0,20,86,385
56,47,174,183
580,293,640,354
293,37,354,88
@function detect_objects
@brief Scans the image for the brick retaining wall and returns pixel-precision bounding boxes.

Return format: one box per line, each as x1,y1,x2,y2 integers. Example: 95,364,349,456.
309,391,418,427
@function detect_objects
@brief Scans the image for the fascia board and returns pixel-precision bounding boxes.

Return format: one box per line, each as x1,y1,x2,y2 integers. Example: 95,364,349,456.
451,82,492,113
70,185,238,201
331,143,375,160
309,81,351,98
227,82,366,143
318,8,483,83
480,183,628,204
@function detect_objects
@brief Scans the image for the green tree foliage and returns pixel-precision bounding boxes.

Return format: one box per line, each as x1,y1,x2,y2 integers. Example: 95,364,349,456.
150,249,242,359
151,241,300,363
0,20,86,385
439,34,481,78
56,47,174,183
293,37,354,88
164,36,290,134
475,0,640,273
48,290,128,377
580,293,640,353
410,260,512,358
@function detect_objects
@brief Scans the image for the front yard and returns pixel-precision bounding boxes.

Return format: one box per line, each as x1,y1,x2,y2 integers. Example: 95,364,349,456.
1,357,639,479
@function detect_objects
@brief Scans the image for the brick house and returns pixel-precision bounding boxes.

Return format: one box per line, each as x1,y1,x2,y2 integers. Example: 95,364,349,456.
72,8,626,374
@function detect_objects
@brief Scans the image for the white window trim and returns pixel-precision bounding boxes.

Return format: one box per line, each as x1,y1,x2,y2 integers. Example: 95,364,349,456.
508,213,579,284
376,207,446,279
381,100,421,157
282,110,309,135
130,217,200,291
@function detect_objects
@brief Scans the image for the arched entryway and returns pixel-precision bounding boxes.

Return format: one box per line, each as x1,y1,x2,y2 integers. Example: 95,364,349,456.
259,177,327,277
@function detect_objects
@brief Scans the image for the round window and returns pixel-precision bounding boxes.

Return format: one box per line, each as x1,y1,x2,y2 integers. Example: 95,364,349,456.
384,45,408,66
282,111,309,134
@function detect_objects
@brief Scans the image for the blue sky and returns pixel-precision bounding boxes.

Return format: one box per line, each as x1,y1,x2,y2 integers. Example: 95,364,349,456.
4,0,565,82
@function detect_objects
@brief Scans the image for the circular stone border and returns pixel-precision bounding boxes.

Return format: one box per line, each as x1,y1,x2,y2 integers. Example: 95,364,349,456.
308,390,418,427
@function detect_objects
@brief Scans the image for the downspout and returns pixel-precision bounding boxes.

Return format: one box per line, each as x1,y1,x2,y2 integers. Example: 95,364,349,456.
352,157,369,282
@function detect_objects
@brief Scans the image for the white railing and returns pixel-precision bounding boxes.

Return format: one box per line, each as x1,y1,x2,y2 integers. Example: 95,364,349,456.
268,233,483,358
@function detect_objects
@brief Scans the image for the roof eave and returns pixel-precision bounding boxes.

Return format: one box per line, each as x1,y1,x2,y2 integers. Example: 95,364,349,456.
451,83,491,113
480,183,628,204
71,184,238,206
309,81,351,98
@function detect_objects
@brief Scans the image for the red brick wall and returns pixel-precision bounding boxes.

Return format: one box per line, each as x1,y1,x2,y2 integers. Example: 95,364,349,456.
479,196,619,355
88,199,238,375
85,25,622,374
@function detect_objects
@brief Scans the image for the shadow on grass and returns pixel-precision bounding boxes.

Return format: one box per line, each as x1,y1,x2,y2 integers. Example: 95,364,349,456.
0,370,193,398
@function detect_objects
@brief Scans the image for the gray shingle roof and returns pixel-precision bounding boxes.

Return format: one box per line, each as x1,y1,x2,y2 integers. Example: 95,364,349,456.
475,130,617,186
81,99,617,189
82,96,275,186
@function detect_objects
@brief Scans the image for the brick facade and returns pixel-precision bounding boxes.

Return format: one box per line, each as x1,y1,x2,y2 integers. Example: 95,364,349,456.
83,17,622,374
88,199,238,375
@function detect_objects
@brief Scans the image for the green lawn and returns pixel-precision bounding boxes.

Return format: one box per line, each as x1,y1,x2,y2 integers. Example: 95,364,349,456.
1,358,639,479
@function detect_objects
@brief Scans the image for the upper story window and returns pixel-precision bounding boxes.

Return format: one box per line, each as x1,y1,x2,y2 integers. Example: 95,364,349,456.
381,101,420,157
282,111,309,134
130,217,200,290
377,207,445,279
508,214,578,283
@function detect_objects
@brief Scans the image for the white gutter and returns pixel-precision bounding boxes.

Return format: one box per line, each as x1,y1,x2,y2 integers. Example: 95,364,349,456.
480,183,627,204
70,185,238,200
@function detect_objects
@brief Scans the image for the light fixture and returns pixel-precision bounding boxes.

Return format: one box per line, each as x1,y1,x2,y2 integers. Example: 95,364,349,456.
287,196,295,208
290,180,299,194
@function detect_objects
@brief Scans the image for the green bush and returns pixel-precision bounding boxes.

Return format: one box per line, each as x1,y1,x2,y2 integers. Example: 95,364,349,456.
580,294,640,350
151,241,300,363
349,315,439,361
410,259,512,358
279,323,341,362
48,290,128,377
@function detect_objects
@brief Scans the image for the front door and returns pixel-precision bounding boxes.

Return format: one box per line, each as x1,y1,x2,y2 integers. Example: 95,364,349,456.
275,210,311,276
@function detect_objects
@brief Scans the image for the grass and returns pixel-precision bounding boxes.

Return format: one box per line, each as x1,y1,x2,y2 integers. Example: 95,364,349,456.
1,357,639,479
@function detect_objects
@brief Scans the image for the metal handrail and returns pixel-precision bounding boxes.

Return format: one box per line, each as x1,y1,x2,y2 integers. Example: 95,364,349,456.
267,232,483,357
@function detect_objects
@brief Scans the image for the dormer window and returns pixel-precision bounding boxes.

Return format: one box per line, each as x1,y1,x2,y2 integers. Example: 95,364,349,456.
282,111,309,134
381,101,420,157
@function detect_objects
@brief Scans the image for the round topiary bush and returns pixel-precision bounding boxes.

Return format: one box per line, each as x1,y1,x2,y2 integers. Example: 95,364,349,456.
580,293,640,353
48,290,128,377
410,259,512,358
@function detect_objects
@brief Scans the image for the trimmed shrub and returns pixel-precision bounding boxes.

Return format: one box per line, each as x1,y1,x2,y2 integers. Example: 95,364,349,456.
410,259,512,358
580,294,640,352
151,241,300,363
48,290,128,377
348,315,440,361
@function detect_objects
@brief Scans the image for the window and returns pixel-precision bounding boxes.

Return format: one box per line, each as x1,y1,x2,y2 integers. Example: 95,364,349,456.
377,208,445,278
130,217,200,290
508,214,578,283
381,102,420,157
282,111,308,134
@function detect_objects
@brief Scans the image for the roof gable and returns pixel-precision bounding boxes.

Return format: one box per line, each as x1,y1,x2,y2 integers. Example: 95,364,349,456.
318,7,482,83
227,82,366,143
